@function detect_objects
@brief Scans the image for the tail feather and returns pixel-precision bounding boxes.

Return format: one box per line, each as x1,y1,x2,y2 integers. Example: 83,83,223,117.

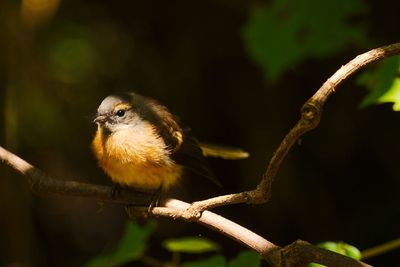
199,143,249,160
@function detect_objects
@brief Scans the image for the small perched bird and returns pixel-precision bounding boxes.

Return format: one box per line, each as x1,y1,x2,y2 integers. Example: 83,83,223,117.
92,92,248,192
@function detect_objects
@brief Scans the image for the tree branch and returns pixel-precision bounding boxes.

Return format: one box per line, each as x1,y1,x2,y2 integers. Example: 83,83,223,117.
0,146,153,206
179,43,400,214
0,145,371,266
3,43,396,267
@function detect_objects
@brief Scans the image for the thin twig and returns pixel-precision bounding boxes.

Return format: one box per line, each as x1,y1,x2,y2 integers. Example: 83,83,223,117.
179,43,400,213
128,199,371,267
361,238,400,260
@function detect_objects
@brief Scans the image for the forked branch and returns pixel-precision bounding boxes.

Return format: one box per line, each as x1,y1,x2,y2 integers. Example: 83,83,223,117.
0,146,370,266
184,43,400,213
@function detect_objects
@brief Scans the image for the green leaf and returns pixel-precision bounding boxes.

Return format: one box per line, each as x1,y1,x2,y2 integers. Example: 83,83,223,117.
163,236,219,254
181,255,226,267
358,56,400,111
242,0,367,81
228,250,260,267
307,241,361,267
319,241,361,259
85,221,156,267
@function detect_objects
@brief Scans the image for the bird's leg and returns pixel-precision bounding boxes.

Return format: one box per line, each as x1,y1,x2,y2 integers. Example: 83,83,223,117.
125,185,163,219
148,184,163,212
110,183,122,200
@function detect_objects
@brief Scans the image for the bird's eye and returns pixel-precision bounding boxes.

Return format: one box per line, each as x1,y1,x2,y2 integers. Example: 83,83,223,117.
116,109,125,117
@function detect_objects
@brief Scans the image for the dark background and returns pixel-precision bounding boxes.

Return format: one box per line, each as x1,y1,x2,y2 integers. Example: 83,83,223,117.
0,0,399,266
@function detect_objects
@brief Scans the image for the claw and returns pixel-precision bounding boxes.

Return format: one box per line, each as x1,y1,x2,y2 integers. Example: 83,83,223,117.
147,185,163,212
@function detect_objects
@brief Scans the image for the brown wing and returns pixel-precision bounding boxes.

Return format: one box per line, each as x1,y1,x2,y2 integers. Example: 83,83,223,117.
171,131,221,186
132,94,183,151
133,94,220,186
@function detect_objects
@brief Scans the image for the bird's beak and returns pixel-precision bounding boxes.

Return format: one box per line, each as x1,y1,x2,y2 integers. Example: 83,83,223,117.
93,114,107,124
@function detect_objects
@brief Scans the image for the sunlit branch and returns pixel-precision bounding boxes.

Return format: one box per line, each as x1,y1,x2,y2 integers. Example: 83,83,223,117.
0,145,371,266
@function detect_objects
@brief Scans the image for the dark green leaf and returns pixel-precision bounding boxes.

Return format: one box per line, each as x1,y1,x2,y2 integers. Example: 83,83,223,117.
181,255,226,267
85,221,156,267
242,0,367,81
228,250,260,267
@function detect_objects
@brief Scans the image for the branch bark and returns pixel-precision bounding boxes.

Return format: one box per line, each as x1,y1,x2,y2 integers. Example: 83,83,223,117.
0,145,371,266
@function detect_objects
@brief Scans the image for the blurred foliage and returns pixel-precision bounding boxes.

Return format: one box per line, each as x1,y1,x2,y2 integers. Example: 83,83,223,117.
85,221,156,267
181,255,226,267
21,0,60,27
242,0,367,81
358,56,400,111
180,251,261,267
163,236,220,254
86,221,260,267
48,28,97,83
227,250,260,267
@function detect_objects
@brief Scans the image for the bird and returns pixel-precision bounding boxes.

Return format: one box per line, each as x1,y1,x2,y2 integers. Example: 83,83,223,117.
92,92,248,193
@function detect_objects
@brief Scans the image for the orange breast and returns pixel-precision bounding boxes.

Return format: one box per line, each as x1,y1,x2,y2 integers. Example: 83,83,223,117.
92,124,182,191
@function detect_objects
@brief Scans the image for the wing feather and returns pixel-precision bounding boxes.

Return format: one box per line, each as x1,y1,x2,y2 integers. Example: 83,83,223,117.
134,95,220,186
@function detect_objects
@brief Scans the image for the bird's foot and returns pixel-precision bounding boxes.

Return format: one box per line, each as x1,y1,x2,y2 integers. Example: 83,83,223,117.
125,186,162,218
109,184,122,200
147,185,163,213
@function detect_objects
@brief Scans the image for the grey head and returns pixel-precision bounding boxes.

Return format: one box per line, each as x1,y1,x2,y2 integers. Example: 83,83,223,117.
94,92,144,134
